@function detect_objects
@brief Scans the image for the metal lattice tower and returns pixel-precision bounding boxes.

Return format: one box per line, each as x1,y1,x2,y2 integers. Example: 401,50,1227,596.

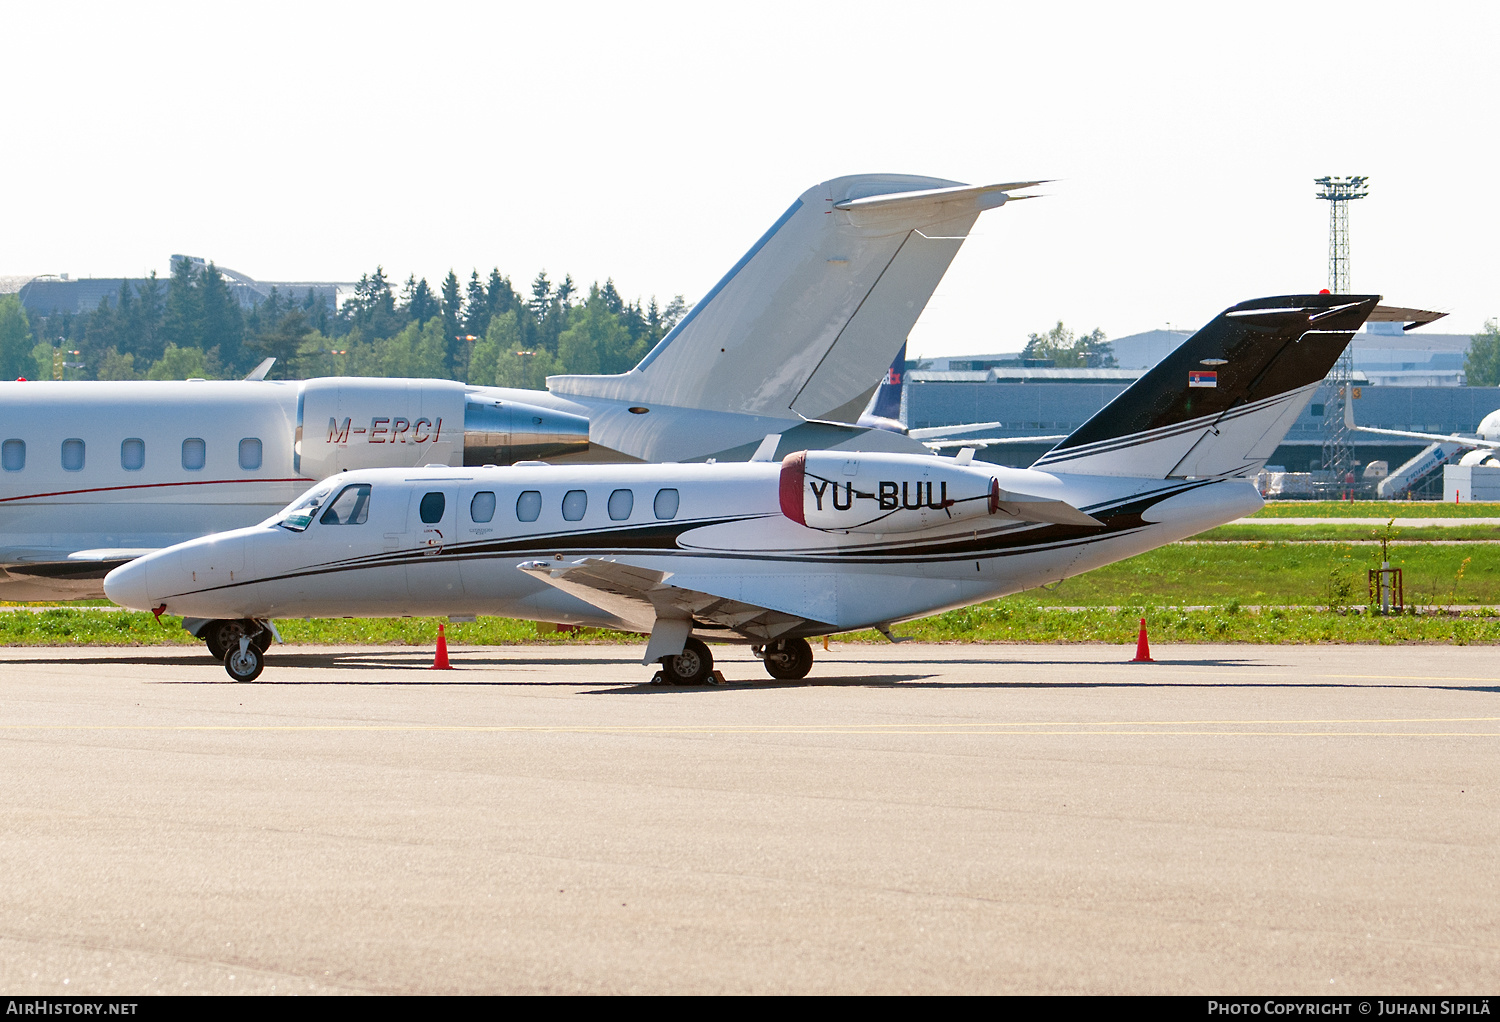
1314,175,1368,497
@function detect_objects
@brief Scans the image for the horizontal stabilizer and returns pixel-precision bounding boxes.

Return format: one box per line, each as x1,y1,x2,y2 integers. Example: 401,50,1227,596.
994,492,1103,527
1367,305,1447,331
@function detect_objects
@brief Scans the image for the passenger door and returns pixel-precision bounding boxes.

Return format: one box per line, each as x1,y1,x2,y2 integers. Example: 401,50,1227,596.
405,484,460,604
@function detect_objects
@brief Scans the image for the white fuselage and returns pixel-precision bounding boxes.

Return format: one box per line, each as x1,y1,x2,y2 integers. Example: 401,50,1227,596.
104,459,1262,635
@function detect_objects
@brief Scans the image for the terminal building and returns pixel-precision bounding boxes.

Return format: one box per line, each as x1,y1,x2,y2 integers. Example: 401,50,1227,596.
909,324,1496,496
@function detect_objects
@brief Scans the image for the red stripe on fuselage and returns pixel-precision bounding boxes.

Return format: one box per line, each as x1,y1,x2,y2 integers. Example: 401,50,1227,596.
0,477,311,503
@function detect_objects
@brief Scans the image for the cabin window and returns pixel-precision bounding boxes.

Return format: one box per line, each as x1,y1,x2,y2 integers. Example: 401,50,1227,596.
61,438,85,472
470,491,497,523
562,489,587,522
319,484,371,525
121,438,144,471
2,440,24,472
608,488,634,521
182,438,206,471
239,438,262,471
653,487,679,520
516,490,541,522
419,492,446,524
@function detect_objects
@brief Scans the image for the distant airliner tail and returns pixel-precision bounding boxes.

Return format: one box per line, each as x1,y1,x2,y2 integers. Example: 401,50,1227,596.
854,342,906,431
1032,294,1380,479
547,175,1043,422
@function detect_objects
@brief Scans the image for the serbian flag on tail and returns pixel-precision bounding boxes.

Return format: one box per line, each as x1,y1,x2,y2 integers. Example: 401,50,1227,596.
1188,370,1217,388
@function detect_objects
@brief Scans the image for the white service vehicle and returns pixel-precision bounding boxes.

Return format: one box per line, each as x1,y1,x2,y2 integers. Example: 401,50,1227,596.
0,173,1041,605
104,293,1382,681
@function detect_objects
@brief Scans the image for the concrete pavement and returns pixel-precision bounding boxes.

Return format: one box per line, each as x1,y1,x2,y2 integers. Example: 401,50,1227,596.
0,642,1496,994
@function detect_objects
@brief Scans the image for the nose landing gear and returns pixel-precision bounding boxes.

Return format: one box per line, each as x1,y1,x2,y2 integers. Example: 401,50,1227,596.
223,635,266,682
203,619,271,662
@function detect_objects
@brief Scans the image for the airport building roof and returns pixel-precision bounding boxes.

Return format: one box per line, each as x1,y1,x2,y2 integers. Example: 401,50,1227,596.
921,325,1477,384
16,259,356,316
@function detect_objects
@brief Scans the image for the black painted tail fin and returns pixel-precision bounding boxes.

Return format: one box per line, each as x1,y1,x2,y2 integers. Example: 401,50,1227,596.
1032,293,1380,479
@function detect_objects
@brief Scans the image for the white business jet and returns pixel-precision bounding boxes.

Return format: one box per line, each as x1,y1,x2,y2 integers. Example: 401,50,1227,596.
104,293,1381,681
0,174,1041,623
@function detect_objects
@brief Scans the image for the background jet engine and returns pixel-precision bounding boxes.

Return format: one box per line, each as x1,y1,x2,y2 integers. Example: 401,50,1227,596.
778,450,1102,533
462,396,590,465
296,378,591,475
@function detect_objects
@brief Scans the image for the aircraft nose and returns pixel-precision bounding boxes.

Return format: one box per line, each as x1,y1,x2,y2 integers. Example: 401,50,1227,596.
103,558,153,610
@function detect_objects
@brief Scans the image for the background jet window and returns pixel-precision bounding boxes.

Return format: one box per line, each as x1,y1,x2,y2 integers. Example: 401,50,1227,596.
470,491,497,523
420,491,446,524
120,438,144,471
516,490,541,522
607,488,634,521
239,438,262,471
61,438,85,472
562,489,587,522
320,483,371,525
653,487,679,520
181,438,206,471
1,440,23,472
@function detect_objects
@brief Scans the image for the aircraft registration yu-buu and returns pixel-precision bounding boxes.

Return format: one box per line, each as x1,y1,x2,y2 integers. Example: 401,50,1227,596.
104,293,1383,683
0,173,1042,608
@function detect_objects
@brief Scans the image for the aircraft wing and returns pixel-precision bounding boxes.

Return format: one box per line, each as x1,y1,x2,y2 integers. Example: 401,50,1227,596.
1353,425,1500,449
907,420,1068,451
1341,392,1498,449
0,547,160,600
518,558,810,640
920,435,1068,450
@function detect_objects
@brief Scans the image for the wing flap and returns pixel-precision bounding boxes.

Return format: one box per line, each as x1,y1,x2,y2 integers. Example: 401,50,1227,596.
518,558,813,640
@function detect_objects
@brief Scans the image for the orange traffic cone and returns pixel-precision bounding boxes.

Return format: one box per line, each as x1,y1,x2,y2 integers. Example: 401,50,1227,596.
431,622,452,670
1131,617,1154,663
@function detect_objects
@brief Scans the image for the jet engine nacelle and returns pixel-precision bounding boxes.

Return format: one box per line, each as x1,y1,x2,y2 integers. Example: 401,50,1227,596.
296,378,590,478
778,450,1103,533
461,392,591,466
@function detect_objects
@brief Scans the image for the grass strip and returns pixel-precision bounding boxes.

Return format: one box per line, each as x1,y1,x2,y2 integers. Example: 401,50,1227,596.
847,602,1500,645
1250,501,1500,519
8,604,1500,648
1195,524,1500,542
1023,541,1499,607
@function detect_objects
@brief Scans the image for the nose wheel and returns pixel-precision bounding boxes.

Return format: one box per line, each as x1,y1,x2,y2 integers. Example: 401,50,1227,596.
759,637,814,680
223,637,266,682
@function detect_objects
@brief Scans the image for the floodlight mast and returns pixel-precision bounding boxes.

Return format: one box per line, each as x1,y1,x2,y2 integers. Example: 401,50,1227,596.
1314,175,1368,499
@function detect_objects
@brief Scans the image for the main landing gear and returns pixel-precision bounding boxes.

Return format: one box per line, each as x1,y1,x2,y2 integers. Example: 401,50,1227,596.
655,636,818,684
754,637,814,681
657,637,714,685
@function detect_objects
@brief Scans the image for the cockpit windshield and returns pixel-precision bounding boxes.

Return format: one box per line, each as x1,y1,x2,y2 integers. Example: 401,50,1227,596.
274,482,336,532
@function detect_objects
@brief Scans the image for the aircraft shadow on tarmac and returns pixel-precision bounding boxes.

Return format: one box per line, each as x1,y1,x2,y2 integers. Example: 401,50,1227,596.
11,651,1499,694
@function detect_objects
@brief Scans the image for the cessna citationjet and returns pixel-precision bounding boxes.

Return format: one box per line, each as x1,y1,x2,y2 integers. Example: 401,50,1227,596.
105,293,1382,681
0,174,1039,609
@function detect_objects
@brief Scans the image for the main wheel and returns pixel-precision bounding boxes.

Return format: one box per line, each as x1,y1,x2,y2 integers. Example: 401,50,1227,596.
658,637,713,685
763,637,813,680
204,619,269,661
223,642,265,682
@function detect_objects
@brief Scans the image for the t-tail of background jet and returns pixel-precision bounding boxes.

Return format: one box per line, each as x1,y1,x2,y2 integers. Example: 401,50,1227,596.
547,175,1043,425
1032,294,1381,479
855,342,906,433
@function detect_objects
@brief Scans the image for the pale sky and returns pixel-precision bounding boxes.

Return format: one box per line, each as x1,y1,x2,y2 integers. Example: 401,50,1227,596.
4,1,1496,356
